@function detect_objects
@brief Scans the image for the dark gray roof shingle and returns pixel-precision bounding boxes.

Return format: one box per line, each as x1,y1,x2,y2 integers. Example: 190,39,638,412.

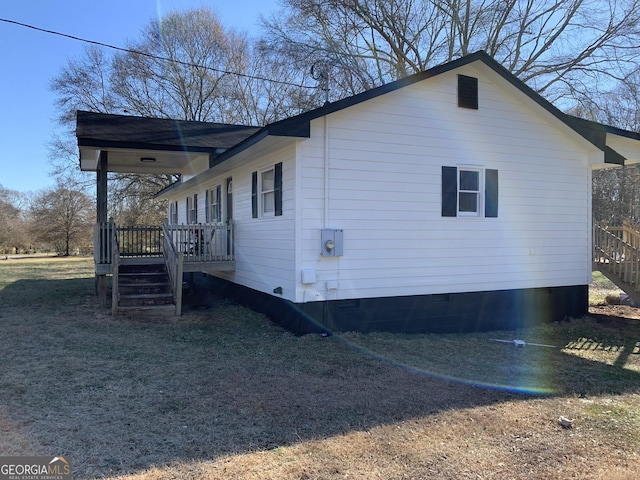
76,111,261,151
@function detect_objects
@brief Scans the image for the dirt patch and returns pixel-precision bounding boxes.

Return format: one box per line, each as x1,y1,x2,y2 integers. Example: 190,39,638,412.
590,304,640,321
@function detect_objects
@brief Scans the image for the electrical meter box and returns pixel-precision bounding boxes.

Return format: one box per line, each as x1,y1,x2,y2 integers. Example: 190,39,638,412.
320,229,343,256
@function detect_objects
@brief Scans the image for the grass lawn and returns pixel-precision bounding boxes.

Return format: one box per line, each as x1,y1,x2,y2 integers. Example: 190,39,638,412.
0,257,639,479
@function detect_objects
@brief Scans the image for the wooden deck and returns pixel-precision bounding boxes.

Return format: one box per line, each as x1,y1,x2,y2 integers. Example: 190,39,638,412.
94,222,235,315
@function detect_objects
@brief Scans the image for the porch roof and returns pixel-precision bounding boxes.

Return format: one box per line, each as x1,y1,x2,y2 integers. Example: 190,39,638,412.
76,111,261,174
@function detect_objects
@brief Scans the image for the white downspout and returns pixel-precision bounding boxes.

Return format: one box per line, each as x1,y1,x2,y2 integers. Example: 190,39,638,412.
324,115,330,228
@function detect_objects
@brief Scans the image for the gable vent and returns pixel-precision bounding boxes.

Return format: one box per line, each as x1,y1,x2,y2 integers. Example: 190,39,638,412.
458,74,478,109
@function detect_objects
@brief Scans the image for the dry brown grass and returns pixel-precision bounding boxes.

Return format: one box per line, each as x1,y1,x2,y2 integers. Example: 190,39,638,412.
1,258,639,479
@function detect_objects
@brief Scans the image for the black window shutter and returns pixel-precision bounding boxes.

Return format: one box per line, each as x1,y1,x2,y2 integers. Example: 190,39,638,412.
205,190,210,223
194,194,198,223
185,198,189,223
251,171,258,218
216,186,221,221
485,169,499,217
458,75,478,109
274,162,283,216
442,166,458,217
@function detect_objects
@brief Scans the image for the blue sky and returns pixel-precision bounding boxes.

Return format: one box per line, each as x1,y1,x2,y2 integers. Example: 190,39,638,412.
0,0,279,194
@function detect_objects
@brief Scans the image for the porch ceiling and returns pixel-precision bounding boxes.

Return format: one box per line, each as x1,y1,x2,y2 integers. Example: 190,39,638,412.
606,132,640,165
76,110,261,174
79,146,206,174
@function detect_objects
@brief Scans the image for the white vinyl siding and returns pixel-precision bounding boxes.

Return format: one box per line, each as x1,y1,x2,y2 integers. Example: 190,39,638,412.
295,66,593,303
216,148,296,298
160,63,596,308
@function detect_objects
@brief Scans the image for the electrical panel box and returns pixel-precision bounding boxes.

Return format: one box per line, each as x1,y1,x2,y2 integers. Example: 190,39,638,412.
321,229,343,256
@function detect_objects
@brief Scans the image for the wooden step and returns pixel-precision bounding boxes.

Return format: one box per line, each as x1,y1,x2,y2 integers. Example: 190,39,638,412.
118,292,173,307
119,272,169,282
114,304,176,317
114,260,175,315
119,282,171,295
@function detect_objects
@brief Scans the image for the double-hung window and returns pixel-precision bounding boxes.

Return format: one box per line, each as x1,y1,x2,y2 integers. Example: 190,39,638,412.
442,166,498,218
206,186,221,223
186,194,198,224
458,168,481,216
169,201,178,224
252,162,283,218
261,169,275,215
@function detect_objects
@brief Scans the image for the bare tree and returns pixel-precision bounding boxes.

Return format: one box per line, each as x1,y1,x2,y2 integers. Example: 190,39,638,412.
29,183,94,256
578,75,640,227
224,39,326,125
109,8,249,122
262,0,640,103
0,185,29,255
50,7,324,225
51,46,119,124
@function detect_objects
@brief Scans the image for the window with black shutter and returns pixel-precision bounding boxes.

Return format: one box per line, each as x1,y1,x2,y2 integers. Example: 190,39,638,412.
252,162,283,218
442,166,498,218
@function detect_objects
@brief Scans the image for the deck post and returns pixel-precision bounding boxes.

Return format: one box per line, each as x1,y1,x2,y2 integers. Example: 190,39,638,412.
97,275,108,306
96,151,109,303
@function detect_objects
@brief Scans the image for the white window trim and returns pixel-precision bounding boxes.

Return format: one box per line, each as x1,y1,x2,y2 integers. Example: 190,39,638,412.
187,194,197,224
169,201,178,224
259,166,276,217
457,166,484,218
208,185,222,223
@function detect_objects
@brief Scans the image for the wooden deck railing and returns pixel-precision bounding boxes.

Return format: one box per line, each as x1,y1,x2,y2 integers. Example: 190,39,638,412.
94,222,235,269
165,223,235,263
116,226,163,257
593,222,640,292
94,220,115,265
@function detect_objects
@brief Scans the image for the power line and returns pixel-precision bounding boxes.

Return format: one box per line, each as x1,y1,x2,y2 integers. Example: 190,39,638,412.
0,17,316,90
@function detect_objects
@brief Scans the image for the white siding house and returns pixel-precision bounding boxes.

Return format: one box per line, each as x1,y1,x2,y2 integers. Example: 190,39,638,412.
78,51,640,333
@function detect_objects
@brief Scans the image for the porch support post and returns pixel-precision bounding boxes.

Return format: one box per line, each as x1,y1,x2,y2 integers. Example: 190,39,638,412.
97,151,108,223
96,151,108,305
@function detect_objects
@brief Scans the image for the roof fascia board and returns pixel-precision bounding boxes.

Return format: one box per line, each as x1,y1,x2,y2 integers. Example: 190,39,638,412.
157,135,301,199
606,132,640,164
77,138,217,154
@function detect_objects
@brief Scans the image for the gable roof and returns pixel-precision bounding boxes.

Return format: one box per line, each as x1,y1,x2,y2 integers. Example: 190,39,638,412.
78,50,640,179
210,50,630,168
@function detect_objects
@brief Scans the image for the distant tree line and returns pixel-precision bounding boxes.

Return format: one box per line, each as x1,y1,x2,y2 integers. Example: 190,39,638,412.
0,183,93,256
44,1,640,227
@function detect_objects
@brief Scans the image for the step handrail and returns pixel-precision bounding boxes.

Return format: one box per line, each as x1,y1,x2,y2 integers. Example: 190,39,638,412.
111,223,120,315
593,222,640,293
162,222,184,316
